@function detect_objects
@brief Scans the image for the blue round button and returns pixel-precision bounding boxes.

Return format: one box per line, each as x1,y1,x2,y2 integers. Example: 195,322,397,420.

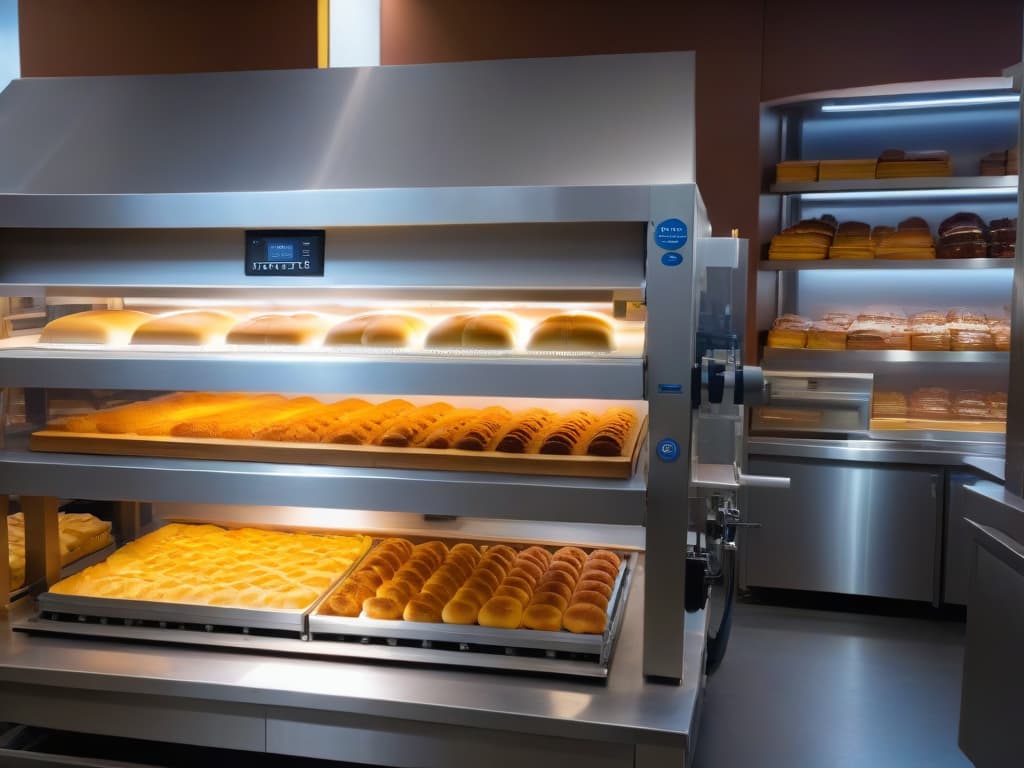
661,252,683,267
656,438,680,462
654,218,688,250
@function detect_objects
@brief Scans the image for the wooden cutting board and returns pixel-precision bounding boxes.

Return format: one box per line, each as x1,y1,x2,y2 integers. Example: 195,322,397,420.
30,416,648,480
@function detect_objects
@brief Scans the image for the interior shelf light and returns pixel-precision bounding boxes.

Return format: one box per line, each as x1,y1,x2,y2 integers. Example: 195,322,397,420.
821,94,1019,113
800,187,1017,202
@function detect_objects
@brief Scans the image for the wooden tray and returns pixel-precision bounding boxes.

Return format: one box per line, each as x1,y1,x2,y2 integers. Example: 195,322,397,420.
29,416,648,479
870,417,1005,433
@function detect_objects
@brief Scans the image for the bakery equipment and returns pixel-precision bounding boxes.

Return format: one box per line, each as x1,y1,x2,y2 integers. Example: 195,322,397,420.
0,53,767,766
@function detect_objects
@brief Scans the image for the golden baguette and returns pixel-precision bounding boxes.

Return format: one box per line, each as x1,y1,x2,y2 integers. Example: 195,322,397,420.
255,398,372,442
168,395,291,438
322,400,415,445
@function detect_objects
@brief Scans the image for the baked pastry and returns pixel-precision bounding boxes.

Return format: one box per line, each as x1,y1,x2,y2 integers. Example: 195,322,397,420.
871,391,908,419
585,408,637,456
987,392,1008,420
990,321,1011,351
768,219,834,260
527,312,616,352
989,218,1016,258
493,409,556,453
324,312,428,348
775,160,819,183
874,218,936,259
376,402,456,447
168,395,291,438
452,408,513,451
953,390,991,420
937,212,988,259
49,523,369,610
817,160,877,181
255,398,372,442
767,315,811,349
828,221,875,259
130,311,238,345
7,511,113,591
425,313,518,350
537,411,600,455
909,387,952,420
820,312,854,329
981,150,1008,176
806,321,847,350
226,313,334,346
322,400,415,445
846,321,909,351
876,149,952,178
562,602,608,634
40,310,154,345
59,392,247,435
908,312,950,351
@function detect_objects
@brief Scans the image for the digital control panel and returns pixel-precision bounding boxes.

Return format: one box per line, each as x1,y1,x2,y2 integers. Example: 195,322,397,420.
245,230,325,276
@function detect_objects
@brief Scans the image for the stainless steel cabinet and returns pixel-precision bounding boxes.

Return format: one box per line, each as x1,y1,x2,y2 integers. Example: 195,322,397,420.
743,458,941,601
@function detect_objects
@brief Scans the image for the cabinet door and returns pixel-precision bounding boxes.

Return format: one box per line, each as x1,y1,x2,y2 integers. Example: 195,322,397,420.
744,458,940,601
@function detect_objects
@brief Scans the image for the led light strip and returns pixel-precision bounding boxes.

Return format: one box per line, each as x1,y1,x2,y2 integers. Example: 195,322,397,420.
800,187,1017,202
821,94,1019,113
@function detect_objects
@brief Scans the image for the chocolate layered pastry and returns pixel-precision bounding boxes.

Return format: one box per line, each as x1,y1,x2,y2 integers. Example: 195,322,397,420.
937,212,988,259
989,218,1016,259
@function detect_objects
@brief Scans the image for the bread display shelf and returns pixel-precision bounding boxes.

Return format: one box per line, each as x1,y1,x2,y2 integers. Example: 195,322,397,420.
8,541,117,602
869,418,1006,434
308,551,635,666
769,176,1018,195
759,258,1013,271
29,416,648,480
764,348,1008,369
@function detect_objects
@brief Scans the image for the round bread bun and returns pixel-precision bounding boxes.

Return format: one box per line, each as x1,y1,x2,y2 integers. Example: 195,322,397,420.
393,570,425,591
351,569,383,590
575,579,613,600
403,597,442,623
469,566,500,592
420,580,453,603
501,576,533,596
326,593,361,617
529,590,569,611
441,598,479,625
371,549,403,572
587,549,621,568
365,559,396,581
450,543,480,562
478,596,524,629
380,538,414,558
341,581,375,602
495,584,531,607
510,560,542,583
426,569,459,595
453,586,488,609
527,312,615,353
553,547,588,568
520,545,552,566
578,568,615,588
447,555,475,580
522,603,563,631
477,558,508,581
548,560,580,578
363,597,404,621
582,558,619,580
570,589,609,611
562,602,608,634
538,570,576,590
414,590,445,612
534,580,573,604
485,545,517,565
517,550,549,572
435,562,465,581
376,580,415,604
401,558,433,582
462,577,496,597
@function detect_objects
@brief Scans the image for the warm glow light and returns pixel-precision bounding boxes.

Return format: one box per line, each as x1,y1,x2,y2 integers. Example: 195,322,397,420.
821,94,1019,112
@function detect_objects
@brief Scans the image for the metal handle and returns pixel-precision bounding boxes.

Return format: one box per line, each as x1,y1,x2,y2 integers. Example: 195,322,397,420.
736,471,791,490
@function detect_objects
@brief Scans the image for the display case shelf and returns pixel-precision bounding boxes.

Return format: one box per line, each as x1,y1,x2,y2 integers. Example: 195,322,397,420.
0,439,648,525
763,348,1008,371
759,258,1013,271
0,343,644,400
770,176,1018,195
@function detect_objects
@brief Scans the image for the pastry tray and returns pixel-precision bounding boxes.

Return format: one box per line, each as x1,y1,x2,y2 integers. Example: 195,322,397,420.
8,540,117,604
29,416,648,480
307,551,636,668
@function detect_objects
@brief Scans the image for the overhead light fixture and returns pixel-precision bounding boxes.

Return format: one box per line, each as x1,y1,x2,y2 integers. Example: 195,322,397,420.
800,187,1017,202
821,94,1019,113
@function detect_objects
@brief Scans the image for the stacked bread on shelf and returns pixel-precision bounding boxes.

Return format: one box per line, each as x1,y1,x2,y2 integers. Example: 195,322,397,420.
51,396,640,458
37,308,622,354
320,537,622,634
873,217,936,259
988,218,1017,259
773,148,955,184
767,307,1010,352
872,388,1008,422
828,222,875,259
938,213,988,259
875,148,952,178
980,146,1019,176
817,159,878,181
49,523,370,610
767,217,836,261
775,160,819,183
7,511,112,591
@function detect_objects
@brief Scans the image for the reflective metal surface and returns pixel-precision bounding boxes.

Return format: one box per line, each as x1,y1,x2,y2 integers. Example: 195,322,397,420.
759,257,1014,271
743,457,941,600
749,436,1005,464
770,176,1018,194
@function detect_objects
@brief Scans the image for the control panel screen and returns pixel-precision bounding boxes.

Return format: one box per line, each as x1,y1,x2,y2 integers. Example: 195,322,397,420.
245,230,325,276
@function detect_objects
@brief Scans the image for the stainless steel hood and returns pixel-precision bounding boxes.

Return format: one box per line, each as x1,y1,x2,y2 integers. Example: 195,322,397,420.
0,52,695,198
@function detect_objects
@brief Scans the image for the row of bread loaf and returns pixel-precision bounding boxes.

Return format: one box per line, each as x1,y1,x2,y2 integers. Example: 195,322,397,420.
320,537,621,634
872,389,1007,421
55,393,639,457
768,214,1016,261
39,308,619,352
775,149,952,184
768,308,1010,351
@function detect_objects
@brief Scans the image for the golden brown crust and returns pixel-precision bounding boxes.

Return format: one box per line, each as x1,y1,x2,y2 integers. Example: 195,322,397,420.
562,602,608,634
522,603,563,631
40,309,154,345
478,595,524,628
526,312,615,352
363,596,404,620
570,589,610,611
131,311,238,346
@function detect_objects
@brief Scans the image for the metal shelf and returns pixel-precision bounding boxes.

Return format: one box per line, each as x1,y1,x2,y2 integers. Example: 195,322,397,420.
0,438,648,525
770,176,1018,195
0,345,644,399
759,258,1013,271
763,348,1008,371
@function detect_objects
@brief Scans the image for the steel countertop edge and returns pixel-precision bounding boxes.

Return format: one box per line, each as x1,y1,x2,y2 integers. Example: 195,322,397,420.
0,561,704,750
748,436,1005,466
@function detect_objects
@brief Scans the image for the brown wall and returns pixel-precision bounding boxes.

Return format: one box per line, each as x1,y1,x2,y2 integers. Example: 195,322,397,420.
18,0,318,77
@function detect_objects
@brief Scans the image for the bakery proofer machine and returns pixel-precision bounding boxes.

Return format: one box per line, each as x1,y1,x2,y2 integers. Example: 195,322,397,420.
0,53,776,767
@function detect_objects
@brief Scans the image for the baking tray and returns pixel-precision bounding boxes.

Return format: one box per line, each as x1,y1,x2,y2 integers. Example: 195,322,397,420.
308,550,636,668
30,416,647,480
8,540,117,604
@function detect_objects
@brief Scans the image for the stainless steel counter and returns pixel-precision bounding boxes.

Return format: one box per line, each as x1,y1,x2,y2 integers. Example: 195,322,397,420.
0,559,706,767
749,436,1005,466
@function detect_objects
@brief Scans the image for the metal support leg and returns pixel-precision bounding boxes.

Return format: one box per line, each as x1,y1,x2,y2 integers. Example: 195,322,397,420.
113,501,142,543
0,498,8,609
22,496,60,589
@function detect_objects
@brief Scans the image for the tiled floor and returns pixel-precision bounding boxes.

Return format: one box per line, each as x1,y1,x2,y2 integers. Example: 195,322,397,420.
693,599,972,768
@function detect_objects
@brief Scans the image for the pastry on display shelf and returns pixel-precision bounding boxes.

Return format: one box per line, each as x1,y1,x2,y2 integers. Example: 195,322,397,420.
39,309,154,345
828,221,875,259
775,160,819,183
873,217,936,260
323,312,428,348
49,523,370,610
909,311,951,351
766,315,811,348
980,150,1008,176
871,392,908,419
424,312,519,350
817,159,877,181
875,148,952,178
989,218,1016,258
988,392,1008,420
527,312,616,352
130,310,239,345
952,390,992,419
225,313,335,346
937,212,988,259
767,218,835,260
909,387,952,420
846,321,910,350
7,511,113,591
806,321,847,350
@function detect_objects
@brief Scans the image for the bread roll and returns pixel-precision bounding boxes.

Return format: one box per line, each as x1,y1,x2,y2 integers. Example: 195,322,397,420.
578,568,615,588
562,602,608,634
537,411,600,455
131,311,238,345
255,398,372,442
585,408,637,457
588,549,621,568
363,597,404,620
527,312,615,352
582,558,619,580
452,408,513,451
553,546,587,568
576,579,613,600
226,313,333,346
495,583,531,607
441,597,479,624
478,595,523,628
375,402,455,447
493,409,556,453
528,590,569,611
40,309,154,345
534,579,573,603
522,603,563,631
324,312,427,348
403,598,443,623
425,313,518,350
571,589,609,611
